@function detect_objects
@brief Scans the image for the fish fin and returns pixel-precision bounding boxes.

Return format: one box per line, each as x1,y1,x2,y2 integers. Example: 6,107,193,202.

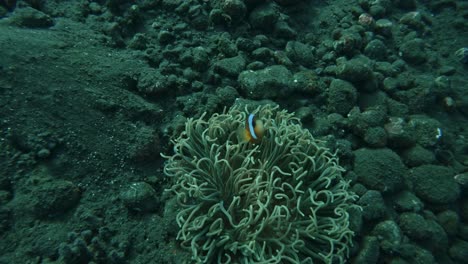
237,126,250,143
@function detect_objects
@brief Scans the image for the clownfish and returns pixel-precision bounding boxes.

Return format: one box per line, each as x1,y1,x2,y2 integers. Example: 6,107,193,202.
238,113,265,143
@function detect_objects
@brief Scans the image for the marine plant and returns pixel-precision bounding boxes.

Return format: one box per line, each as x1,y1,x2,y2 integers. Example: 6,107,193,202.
163,103,358,263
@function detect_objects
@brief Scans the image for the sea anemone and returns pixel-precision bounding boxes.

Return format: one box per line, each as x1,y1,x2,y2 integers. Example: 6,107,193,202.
163,103,358,263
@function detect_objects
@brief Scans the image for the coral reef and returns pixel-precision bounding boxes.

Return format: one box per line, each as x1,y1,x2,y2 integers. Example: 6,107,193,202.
163,104,358,263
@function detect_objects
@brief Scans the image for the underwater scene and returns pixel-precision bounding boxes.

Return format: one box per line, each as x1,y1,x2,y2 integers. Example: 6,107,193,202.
0,0,467,263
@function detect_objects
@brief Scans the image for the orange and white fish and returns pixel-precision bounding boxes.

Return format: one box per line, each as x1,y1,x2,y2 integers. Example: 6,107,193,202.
238,113,265,143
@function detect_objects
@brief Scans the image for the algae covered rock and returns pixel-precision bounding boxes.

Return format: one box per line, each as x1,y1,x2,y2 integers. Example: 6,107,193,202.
372,220,403,253
238,65,292,99
399,38,427,65
357,190,387,220
354,148,406,193
327,79,357,115
120,182,159,213
409,165,460,204
336,56,374,83
399,212,431,240
249,2,279,30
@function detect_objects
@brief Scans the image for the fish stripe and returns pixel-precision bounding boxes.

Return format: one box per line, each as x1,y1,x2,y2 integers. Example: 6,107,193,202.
248,114,258,140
